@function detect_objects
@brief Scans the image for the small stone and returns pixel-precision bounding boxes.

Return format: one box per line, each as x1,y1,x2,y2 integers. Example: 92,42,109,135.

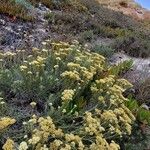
0,19,5,25
141,104,149,110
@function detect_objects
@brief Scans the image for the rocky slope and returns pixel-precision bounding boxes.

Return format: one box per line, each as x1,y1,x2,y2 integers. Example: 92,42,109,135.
0,1,150,149
0,3,51,51
111,52,150,84
97,0,150,20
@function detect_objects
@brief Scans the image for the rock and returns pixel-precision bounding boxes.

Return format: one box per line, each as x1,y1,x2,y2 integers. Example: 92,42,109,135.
141,104,149,110
0,2,52,51
5,26,13,32
0,19,5,25
110,53,150,84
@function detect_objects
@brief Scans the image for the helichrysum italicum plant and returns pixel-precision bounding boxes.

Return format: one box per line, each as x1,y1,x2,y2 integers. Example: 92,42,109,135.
0,117,16,131
0,40,138,149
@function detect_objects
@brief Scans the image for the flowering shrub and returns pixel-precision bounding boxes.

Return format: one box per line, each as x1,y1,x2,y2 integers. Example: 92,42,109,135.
0,117,16,131
0,41,137,149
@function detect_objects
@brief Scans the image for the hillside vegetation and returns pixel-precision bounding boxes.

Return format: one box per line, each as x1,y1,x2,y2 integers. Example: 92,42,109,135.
0,40,150,150
0,0,150,150
0,0,150,57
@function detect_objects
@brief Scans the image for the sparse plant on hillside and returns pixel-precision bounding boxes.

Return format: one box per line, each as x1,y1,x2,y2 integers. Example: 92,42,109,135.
92,44,115,58
79,30,94,42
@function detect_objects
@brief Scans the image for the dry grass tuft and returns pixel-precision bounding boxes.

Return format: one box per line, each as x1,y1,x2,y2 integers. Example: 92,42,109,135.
0,0,33,21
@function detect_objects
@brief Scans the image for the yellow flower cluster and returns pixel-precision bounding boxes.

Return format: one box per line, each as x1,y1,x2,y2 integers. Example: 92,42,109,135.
2,139,15,150
90,136,120,150
0,117,16,131
30,101,37,108
84,112,105,135
52,42,70,50
30,56,46,67
61,71,80,81
80,67,94,80
88,75,135,137
0,51,16,68
84,112,121,150
67,62,81,69
19,54,46,76
65,133,84,150
116,78,133,90
20,65,28,71
3,52,16,57
2,114,122,150
19,141,28,150
17,116,85,150
1,41,137,150
61,89,75,103
28,116,64,146
52,41,105,84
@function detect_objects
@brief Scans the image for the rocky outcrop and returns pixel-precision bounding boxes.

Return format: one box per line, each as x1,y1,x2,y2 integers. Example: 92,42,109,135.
0,3,51,51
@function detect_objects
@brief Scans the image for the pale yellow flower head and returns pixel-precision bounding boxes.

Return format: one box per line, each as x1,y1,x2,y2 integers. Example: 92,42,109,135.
61,89,75,102
30,102,37,108
19,141,28,150
0,117,16,130
2,139,14,150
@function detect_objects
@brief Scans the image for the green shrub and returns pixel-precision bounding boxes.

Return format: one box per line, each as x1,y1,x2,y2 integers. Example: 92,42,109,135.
92,44,115,58
44,12,55,23
108,60,133,77
0,41,139,149
113,32,150,58
79,30,94,42
126,98,150,125
0,0,34,21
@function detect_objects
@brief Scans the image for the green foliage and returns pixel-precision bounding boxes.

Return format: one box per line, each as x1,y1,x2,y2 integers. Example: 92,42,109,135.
0,41,138,149
126,98,150,125
113,31,150,58
92,44,115,58
109,60,133,76
0,0,34,21
79,30,94,42
124,97,150,149
15,0,33,9
123,123,150,150
44,12,55,23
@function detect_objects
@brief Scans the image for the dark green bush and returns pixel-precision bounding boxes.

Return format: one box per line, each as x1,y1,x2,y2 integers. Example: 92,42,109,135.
79,30,94,42
114,32,150,58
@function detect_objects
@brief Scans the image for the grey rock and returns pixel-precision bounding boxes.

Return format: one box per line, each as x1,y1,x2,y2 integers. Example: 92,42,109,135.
141,104,149,110
0,19,5,25
110,53,150,84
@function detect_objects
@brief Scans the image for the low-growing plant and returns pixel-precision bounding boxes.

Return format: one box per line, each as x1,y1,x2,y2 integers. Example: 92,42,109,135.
109,60,133,77
44,12,56,23
0,0,34,21
0,41,142,149
92,44,115,58
126,97,150,125
135,78,150,105
79,30,94,42
113,32,150,58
